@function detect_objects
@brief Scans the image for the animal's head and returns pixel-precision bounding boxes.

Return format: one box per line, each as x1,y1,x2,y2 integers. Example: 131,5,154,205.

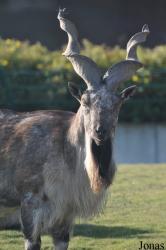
58,9,150,192
58,9,149,145
68,83,136,145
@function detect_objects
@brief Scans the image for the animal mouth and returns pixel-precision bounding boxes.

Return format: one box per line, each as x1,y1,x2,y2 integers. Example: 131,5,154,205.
91,138,112,183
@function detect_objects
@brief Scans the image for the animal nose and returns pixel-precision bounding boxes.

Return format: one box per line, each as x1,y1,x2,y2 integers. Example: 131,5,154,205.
95,126,106,137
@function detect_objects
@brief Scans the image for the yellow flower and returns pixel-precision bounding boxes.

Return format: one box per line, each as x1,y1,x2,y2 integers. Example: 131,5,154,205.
132,75,139,82
15,41,21,48
8,47,15,53
6,39,12,45
1,60,8,66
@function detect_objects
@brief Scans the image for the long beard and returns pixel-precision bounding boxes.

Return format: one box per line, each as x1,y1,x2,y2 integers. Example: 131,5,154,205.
85,136,112,193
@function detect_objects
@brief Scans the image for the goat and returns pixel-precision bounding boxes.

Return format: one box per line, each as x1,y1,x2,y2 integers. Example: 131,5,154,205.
0,9,149,250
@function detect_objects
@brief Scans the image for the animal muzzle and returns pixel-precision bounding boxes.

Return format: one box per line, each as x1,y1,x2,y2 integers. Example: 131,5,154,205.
93,125,108,145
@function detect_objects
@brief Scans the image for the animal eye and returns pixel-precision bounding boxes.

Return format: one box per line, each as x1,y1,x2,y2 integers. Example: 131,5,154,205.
81,100,90,113
81,97,90,107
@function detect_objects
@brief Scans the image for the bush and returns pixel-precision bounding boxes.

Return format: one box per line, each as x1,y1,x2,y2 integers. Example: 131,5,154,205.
0,38,165,123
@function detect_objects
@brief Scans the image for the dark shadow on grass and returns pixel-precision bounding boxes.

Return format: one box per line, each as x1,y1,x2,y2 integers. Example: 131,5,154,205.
0,225,154,241
74,224,154,239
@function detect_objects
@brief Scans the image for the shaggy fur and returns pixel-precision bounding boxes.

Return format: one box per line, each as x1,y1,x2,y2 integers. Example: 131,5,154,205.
0,107,116,249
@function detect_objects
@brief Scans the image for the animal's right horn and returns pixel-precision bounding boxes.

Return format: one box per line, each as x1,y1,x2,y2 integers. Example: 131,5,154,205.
58,8,102,90
57,8,80,56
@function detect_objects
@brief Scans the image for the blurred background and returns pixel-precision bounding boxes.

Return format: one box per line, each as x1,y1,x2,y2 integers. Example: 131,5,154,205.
0,0,165,163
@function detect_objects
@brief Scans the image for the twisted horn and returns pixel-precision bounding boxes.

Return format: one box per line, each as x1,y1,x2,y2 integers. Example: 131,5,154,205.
103,24,150,91
126,24,150,60
58,8,102,90
57,8,80,56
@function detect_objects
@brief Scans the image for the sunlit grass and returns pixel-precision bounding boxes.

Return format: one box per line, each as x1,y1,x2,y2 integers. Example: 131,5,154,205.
0,164,165,250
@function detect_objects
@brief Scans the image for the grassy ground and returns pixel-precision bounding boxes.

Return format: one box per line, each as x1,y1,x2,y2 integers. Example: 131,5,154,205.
0,164,166,250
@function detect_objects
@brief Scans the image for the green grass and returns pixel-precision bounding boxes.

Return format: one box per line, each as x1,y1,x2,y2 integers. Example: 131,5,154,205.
0,164,166,250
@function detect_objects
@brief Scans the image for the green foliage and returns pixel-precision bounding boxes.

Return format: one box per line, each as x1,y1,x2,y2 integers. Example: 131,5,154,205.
0,38,165,122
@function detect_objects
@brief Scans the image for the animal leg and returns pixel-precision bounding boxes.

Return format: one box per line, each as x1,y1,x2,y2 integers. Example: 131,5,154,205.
53,233,69,250
24,238,41,250
21,192,42,250
51,223,73,250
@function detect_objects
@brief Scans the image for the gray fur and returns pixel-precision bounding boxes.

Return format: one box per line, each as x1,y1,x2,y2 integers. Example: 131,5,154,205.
0,108,114,249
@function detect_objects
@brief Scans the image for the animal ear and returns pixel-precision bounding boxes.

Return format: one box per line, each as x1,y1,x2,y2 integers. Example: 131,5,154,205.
120,85,137,101
68,82,82,102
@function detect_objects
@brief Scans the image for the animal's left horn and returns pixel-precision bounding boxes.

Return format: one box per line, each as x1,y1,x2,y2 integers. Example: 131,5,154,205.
103,24,150,92
58,8,102,90
126,24,150,61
